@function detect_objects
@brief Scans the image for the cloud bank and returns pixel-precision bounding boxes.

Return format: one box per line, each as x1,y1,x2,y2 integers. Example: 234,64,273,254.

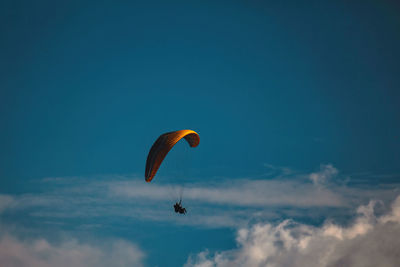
1,164,400,266
0,193,146,267
0,234,145,267
185,195,400,267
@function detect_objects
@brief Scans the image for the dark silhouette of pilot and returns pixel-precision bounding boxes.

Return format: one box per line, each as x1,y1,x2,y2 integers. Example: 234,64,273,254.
174,200,186,214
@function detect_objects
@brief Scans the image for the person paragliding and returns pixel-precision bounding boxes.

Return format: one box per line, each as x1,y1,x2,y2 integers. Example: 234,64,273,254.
144,130,199,215
174,199,186,214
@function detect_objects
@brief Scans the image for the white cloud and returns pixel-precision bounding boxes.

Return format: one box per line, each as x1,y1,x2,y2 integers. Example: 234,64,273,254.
185,195,400,267
0,188,146,267
309,164,338,187
0,234,145,267
0,194,14,214
380,195,400,223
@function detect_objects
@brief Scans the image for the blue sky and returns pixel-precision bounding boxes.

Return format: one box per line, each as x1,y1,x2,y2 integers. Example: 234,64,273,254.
1,1,400,266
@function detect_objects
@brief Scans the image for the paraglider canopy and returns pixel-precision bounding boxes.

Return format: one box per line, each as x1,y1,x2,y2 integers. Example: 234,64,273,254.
145,129,200,182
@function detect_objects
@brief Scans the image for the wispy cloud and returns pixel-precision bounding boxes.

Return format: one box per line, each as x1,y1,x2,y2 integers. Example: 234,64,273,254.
109,179,344,207
2,164,399,229
0,194,14,214
309,164,338,187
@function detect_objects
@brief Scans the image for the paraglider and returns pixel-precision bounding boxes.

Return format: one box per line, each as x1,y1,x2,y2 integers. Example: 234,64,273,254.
174,199,186,214
145,130,200,214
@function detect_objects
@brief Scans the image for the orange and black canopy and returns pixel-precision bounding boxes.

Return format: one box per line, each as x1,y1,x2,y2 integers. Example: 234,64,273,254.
145,130,200,182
